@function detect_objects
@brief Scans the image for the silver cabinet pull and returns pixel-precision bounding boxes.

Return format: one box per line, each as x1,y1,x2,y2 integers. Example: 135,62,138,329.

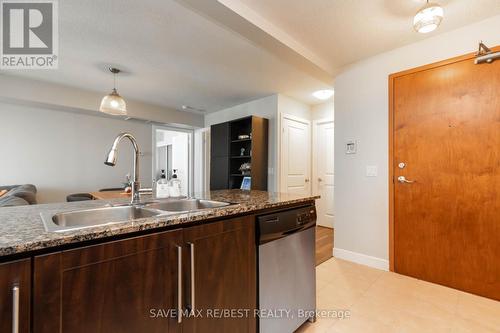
12,285,19,333
189,242,195,312
397,176,415,184
176,246,182,324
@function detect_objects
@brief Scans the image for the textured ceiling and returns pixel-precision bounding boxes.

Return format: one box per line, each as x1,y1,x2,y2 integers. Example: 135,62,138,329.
2,0,330,112
229,0,500,74
3,0,499,113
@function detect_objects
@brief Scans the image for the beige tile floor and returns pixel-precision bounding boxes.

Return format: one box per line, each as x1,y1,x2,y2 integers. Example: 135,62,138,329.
297,258,500,333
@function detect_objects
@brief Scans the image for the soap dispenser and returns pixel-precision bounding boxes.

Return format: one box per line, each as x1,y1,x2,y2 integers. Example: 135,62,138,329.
156,169,169,199
169,169,182,197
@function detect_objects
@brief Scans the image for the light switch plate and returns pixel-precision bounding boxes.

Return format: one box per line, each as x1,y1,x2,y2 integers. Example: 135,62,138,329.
366,165,378,177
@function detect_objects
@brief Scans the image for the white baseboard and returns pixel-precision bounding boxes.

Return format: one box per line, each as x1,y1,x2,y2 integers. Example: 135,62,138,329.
333,248,389,271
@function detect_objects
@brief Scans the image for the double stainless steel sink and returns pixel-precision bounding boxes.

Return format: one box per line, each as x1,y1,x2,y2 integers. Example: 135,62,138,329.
41,199,234,232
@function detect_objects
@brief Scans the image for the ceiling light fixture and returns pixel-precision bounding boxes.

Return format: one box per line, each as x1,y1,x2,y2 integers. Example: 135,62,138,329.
181,105,206,113
413,1,444,34
100,67,127,115
313,89,334,101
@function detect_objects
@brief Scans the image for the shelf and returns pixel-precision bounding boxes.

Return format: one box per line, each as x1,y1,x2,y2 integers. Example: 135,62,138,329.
210,115,268,191
231,138,252,143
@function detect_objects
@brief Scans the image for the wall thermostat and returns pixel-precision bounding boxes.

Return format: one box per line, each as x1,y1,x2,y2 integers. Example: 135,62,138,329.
345,140,357,154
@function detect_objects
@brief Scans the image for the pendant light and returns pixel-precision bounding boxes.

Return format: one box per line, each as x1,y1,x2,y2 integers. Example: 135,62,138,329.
413,0,444,34
100,67,127,115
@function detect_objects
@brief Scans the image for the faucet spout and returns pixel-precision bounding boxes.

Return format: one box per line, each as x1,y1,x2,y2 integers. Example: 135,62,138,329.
104,132,141,204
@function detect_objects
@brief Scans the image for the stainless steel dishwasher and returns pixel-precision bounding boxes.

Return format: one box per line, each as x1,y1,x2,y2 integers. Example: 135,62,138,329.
258,205,317,333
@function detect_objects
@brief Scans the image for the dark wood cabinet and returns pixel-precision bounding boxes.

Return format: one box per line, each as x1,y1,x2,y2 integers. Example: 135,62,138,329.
210,122,230,190
0,259,31,333
210,116,268,190
183,215,257,333
31,217,257,333
33,230,183,333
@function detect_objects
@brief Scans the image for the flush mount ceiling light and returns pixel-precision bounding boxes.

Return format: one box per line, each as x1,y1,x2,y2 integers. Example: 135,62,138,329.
182,105,206,113
413,0,444,34
100,67,127,115
313,89,334,101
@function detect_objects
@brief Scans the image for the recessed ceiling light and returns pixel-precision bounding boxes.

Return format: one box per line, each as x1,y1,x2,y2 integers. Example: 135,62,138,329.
313,89,334,100
413,1,443,34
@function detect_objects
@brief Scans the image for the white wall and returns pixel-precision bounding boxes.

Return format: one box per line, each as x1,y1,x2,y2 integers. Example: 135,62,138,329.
205,95,279,191
0,103,153,203
204,94,314,192
193,128,210,193
311,101,334,120
0,75,204,203
334,15,500,269
172,134,189,197
0,75,204,128
277,94,311,120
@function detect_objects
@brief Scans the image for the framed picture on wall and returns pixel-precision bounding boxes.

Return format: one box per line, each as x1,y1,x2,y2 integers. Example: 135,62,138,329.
240,177,251,190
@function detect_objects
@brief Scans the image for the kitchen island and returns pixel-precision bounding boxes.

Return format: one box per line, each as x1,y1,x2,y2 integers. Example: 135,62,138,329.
0,190,318,333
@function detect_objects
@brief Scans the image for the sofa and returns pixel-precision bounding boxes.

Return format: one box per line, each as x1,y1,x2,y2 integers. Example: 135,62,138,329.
0,184,38,207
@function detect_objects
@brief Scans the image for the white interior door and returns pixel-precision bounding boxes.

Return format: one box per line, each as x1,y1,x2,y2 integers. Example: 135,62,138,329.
313,119,334,228
280,114,311,196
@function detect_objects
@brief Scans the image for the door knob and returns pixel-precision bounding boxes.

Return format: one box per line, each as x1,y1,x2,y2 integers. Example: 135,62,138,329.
318,178,323,182
305,178,310,183
397,176,415,184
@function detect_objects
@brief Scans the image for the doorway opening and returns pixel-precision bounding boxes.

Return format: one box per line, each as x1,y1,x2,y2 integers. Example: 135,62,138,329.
153,126,194,197
279,110,335,266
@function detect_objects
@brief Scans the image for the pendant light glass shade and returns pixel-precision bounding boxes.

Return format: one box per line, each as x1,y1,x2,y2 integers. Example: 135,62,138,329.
100,67,127,115
413,2,443,33
100,88,127,115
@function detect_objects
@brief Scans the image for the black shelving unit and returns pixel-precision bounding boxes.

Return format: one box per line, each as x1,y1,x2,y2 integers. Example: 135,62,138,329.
210,116,268,190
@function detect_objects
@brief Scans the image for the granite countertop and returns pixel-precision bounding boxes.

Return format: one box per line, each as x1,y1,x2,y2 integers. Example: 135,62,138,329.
0,190,318,258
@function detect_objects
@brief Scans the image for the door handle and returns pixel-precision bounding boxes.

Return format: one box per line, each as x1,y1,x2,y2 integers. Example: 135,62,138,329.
188,242,195,313
397,176,415,184
12,285,19,333
318,178,322,182
305,178,310,183
176,246,182,324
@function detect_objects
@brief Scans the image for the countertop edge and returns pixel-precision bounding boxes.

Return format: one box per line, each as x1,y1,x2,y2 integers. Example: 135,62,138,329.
0,194,318,259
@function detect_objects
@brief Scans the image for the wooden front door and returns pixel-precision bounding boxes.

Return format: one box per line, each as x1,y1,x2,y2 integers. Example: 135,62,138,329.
390,49,500,300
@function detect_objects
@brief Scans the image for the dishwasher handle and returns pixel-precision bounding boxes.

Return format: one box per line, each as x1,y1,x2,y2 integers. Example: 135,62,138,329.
259,220,315,244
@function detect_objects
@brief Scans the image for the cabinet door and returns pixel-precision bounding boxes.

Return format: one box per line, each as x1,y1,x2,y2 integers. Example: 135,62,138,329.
210,156,229,190
183,216,257,333
0,259,30,333
33,230,183,333
210,122,230,158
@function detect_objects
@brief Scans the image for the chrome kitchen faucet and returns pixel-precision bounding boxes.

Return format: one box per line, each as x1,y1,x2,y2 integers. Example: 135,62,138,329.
104,132,141,204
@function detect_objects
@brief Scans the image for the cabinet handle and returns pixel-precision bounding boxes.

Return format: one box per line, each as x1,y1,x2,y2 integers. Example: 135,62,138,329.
189,242,195,312
176,246,182,324
12,285,19,333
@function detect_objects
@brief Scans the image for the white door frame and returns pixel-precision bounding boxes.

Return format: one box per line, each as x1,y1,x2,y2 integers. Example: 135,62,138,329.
279,113,312,194
194,127,210,193
312,117,334,227
152,125,195,196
